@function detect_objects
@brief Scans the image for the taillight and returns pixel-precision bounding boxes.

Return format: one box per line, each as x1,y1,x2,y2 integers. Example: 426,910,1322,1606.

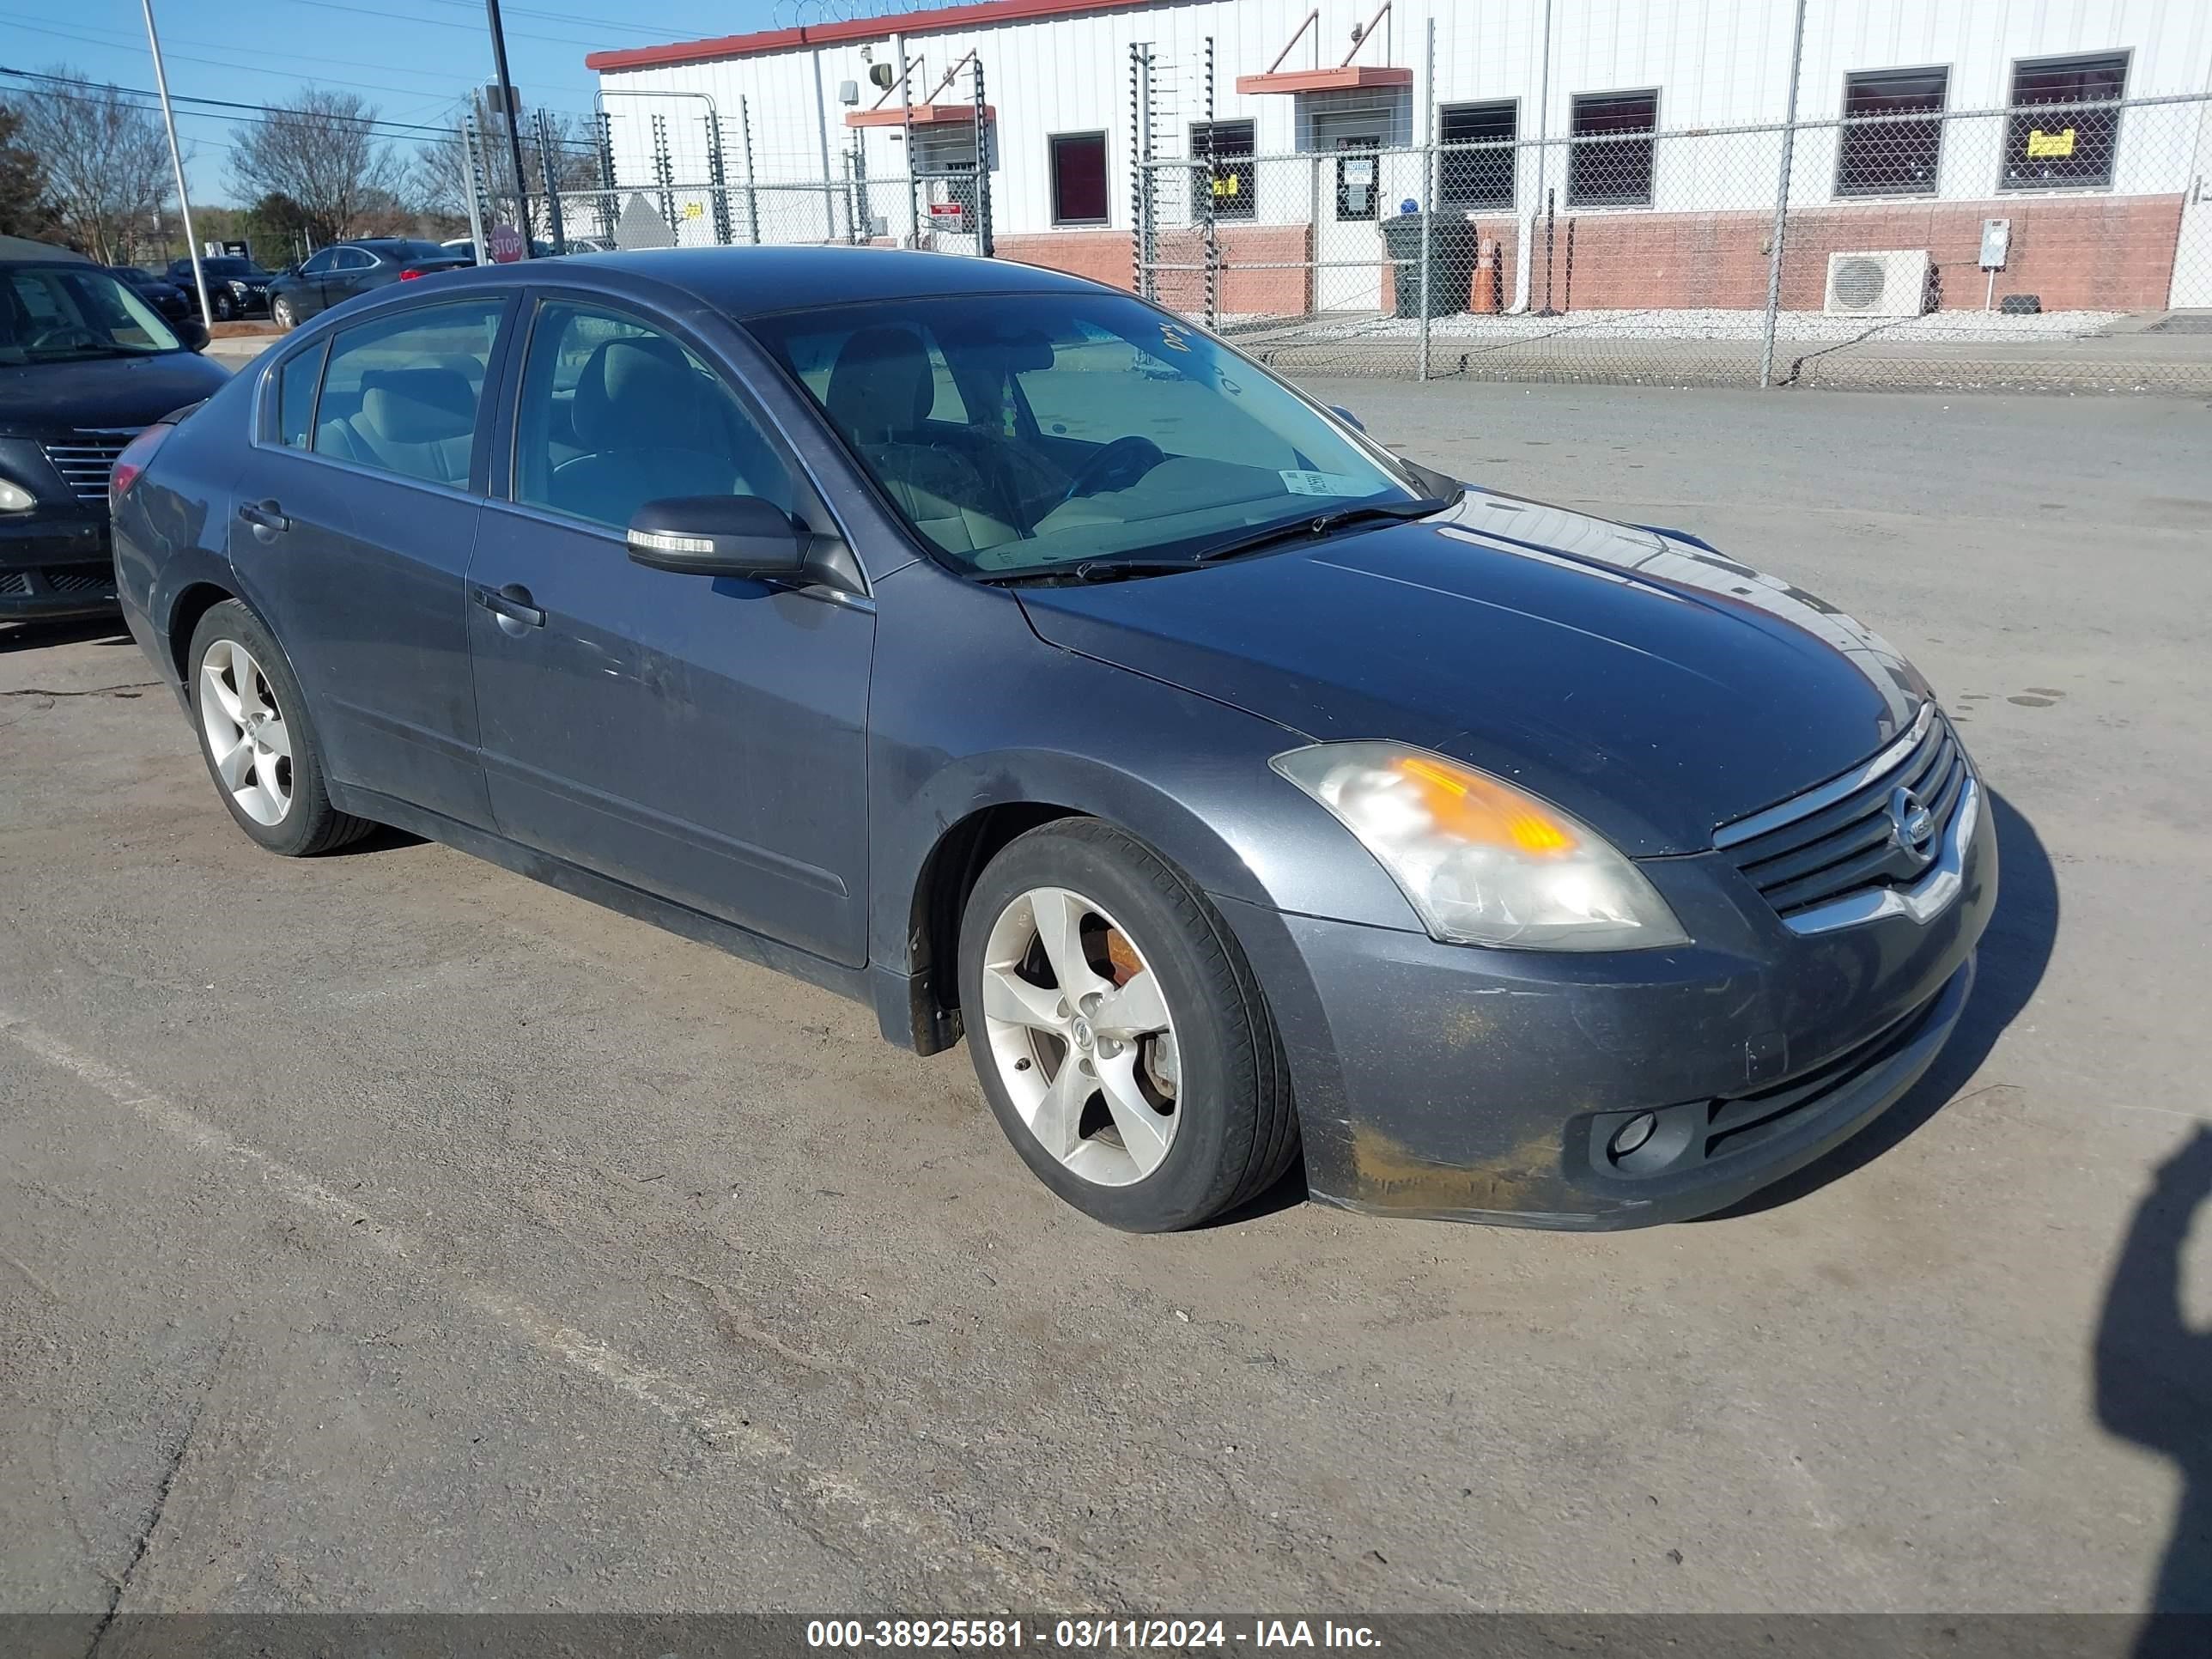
110,422,173,501
399,267,423,281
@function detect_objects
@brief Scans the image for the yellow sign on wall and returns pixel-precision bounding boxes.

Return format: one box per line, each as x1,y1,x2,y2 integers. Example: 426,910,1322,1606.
2026,128,2076,159
682,201,705,219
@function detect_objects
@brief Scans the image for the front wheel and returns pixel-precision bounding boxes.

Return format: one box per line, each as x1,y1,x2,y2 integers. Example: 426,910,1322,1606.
212,289,237,322
187,600,373,856
958,820,1299,1231
271,295,298,331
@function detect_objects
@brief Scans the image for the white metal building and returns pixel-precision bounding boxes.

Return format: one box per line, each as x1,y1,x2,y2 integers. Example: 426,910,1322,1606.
586,0,2212,314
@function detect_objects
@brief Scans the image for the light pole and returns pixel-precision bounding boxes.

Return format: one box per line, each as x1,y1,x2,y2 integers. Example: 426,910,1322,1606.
483,0,534,256
139,0,211,325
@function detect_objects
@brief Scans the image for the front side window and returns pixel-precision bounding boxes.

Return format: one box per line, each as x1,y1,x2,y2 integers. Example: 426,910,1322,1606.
1440,100,1517,210
0,267,182,365
310,300,503,487
1191,119,1256,221
298,251,337,277
2003,52,2127,190
513,301,793,533
751,293,1415,579
1049,132,1109,226
1569,90,1657,207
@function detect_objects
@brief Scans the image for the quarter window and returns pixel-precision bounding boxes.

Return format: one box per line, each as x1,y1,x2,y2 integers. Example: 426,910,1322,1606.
513,301,793,533
274,339,327,448
1439,100,1517,210
1836,68,1948,196
1191,119,1256,221
1569,90,1657,208
2002,52,2127,190
1049,131,1110,226
310,300,503,488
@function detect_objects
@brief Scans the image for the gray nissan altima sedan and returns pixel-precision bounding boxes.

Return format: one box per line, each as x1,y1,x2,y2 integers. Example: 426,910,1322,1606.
109,248,1995,1232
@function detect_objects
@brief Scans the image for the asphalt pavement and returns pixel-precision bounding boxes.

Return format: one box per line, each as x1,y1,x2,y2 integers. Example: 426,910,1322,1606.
3,382,2209,1620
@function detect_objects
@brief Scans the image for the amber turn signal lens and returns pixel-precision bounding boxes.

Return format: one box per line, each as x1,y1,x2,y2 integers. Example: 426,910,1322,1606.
1390,755,1577,856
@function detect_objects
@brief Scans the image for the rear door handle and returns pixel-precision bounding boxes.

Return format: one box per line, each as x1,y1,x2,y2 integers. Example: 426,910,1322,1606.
236,499,290,532
474,583,545,628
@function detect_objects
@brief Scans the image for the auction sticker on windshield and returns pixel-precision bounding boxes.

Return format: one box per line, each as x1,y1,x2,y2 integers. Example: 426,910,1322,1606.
1279,470,1366,495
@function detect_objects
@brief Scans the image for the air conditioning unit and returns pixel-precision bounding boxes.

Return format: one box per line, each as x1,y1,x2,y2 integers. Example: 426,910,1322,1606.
1824,250,1931,318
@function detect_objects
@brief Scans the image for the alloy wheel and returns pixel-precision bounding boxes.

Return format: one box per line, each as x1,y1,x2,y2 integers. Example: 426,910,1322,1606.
273,298,295,330
199,639,294,826
979,885,1182,1187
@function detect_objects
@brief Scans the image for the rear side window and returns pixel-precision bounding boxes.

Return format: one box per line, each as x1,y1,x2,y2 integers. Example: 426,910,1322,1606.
311,301,503,488
273,340,327,448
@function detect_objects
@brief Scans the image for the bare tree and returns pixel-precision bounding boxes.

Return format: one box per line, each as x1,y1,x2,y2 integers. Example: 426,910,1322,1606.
411,110,601,223
0,103,54,241
228,87,408,246
3,68,175,263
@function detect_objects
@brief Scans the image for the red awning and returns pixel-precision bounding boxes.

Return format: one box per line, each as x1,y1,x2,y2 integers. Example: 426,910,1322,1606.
845,103,994,128
1233,64,1412,95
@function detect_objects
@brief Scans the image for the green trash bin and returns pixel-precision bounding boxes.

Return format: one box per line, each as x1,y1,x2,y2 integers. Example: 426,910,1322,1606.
1381,212,1478,319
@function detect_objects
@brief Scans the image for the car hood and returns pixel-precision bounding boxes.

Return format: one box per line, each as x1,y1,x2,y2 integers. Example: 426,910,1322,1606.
1015,491,1929,856
0,350,232,436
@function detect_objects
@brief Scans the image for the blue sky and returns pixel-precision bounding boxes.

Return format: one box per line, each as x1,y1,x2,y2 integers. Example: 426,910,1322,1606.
3,0,788,203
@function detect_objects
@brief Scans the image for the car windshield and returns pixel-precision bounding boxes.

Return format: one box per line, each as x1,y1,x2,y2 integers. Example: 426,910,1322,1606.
749,293,1417,577
196,258,268,279
0,265,185,363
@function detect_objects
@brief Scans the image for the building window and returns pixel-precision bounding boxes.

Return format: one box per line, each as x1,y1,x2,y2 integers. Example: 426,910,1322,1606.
1049,131,1109,225
1568,90,1656,208
1835,68,1947,196
2002,52,2127,191
1191,118,1255,221
1438,100,1516,210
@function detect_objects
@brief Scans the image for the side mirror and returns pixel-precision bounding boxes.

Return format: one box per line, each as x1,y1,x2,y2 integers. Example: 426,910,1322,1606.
627,495,811,579
1328,404,1365,432
175,317,210,353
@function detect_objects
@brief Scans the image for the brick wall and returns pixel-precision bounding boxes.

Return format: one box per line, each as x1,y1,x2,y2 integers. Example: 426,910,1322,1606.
995,223,1315,317
1423,193,2181,314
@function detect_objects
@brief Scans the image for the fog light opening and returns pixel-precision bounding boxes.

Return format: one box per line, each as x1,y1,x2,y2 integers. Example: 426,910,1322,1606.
1607,1112,1658,1163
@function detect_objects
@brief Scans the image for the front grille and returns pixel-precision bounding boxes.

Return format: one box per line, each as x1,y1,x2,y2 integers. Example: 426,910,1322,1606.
45,564,115,595
1715,705,1967,922
1702,988,1947,1163
40,430,142,504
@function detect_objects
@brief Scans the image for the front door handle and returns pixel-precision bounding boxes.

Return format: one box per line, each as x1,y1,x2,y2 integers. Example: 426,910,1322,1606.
236,499,291,532
474,583,545,629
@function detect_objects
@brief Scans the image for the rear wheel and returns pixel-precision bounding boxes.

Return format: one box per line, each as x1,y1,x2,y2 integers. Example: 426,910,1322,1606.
959,820,1299,1231
187,600,371,856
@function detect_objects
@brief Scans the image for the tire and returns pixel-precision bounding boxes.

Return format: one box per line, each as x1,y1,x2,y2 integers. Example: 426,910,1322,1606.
271,296,297,331
958,819,1299,1231
213,290,237,322
186,600,373,857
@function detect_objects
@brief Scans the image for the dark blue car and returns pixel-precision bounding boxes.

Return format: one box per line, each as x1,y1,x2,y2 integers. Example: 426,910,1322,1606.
110,249,1995,1232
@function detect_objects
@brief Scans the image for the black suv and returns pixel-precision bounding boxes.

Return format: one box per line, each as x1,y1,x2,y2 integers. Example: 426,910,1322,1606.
3,247,229,622
166,255,276,320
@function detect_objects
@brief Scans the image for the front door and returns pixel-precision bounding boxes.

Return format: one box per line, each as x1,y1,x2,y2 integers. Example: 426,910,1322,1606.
2170,100,2212,309
1316,131,1384,313
228,296,511,827
467,296,874,968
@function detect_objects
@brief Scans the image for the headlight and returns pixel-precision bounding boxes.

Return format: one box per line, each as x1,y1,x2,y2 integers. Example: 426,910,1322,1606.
1272,742,1689,951
0,478,35,513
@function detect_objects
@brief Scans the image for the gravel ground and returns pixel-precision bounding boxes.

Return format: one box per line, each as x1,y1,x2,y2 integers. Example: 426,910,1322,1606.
2,383,2209,1622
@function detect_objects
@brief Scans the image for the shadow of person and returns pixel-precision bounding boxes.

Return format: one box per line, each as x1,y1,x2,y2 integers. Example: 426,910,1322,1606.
1712,786,2057,1218
2097,1124,2212,1654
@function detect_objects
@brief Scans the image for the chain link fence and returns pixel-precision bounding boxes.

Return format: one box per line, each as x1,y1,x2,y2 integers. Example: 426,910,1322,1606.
550,20,2212,395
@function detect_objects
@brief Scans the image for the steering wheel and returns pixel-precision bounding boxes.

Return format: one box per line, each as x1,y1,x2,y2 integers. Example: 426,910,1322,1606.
28,325,100,353
1060,434,1168,504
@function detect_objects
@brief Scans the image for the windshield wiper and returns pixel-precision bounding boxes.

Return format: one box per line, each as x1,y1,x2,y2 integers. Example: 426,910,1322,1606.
975,495,1456,586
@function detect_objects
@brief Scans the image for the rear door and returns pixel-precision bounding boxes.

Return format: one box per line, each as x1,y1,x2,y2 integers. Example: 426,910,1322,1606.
466,293,874,966
227,295,515,827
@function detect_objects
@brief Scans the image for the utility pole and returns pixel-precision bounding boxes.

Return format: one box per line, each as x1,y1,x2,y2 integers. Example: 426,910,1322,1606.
482,0,533,255
139,0,210,325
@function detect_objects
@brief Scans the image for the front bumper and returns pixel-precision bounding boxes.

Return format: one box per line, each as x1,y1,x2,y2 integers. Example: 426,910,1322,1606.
1,512,118,619
1222,775,1997,1229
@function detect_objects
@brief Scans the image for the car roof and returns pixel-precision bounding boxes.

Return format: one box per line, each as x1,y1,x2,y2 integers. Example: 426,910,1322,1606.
364,245,1103,321
1,234,93,263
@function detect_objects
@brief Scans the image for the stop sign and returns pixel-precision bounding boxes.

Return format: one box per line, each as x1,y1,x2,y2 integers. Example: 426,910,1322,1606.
486,224,525,264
